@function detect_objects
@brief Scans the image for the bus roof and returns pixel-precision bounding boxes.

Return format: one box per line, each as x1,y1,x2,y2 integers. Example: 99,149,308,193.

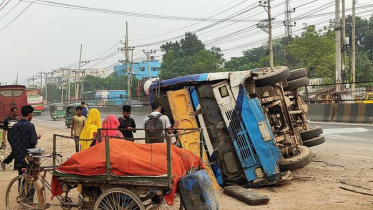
0,85,26,89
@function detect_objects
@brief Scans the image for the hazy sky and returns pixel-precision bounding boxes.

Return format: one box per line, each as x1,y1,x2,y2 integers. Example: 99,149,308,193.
0,0,372,86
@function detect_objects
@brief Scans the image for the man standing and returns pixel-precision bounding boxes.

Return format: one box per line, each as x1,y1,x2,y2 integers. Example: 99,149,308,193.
81,102,89,118
71,106,86,152
118,105,136,140
12,105,41,175
143,102,179,143
1,107,18,170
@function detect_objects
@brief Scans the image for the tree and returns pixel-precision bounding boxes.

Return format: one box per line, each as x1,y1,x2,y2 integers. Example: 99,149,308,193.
286,25,335,79
159,33,224,79
355,51,373,82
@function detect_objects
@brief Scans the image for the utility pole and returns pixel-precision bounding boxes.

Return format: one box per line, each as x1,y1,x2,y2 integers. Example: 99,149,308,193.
16,73,18,85
40,69,43,89
125,22,131,99
67,69,71,103
284,0,296,45
283,0,296,66
258,0,274,69
43,72,49,103
341,0,347,84
351,0,357,97
76,44,83,100
143,50,156,78
130,47,134,95
335,0,342,91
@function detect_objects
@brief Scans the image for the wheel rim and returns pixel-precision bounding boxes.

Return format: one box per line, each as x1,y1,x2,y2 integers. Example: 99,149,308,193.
95,189,144,210
147,194,183,210
6,176,41,210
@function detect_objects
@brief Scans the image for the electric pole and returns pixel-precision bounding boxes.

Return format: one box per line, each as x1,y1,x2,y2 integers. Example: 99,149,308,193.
143,50,156,78
76,44,83,100
43,72,49,103
284,0,296,66
351,0,357,97
258,0,274,69
16,73,18,85
125,22,131,100
335,0,342,91
40,69,43,89
341,0,347,84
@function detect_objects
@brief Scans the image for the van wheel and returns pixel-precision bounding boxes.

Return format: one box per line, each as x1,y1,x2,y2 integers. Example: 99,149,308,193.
278,146,312,171
300,126,323,140
288,68,307,81
284,77,309,91
303,135,325,147
254,66,290,87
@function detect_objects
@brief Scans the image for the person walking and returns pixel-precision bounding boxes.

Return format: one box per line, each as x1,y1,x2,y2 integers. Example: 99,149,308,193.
143,102,179,143
1,107,18,170
81,101,89,118
79,108,102,151
12,105,41,175
70,106,86,152
118,105,136,140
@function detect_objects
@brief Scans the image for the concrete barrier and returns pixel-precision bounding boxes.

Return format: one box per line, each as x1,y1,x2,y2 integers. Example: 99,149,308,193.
308,103,373,124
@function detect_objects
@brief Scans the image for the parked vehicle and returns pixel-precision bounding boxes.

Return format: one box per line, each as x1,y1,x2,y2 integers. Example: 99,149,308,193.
0,85,27,128
145,71,292,187
26,88,44,116
64,103,82,128
49,103,66,121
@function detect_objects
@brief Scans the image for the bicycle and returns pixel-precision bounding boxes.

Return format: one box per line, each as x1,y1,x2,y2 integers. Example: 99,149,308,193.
5,148,76,210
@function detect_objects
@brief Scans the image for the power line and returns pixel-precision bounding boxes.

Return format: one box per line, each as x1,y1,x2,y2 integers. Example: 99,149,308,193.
0,0,10,11
0,1,21,20
0,0,35,32
20,0,258,23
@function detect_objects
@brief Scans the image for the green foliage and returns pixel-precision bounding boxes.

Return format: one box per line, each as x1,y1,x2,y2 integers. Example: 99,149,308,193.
286,25,335,79
355,51,373,82
225,38,286,71
82,73,139,96
159,32,224,79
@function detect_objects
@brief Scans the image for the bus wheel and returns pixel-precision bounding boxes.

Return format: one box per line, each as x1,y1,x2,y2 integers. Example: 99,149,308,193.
278,146,312,171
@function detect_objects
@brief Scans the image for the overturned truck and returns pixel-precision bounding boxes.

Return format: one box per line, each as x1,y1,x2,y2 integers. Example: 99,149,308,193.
144,67,319,187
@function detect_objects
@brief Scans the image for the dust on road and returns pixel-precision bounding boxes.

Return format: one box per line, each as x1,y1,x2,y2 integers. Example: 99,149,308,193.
0,122,372,210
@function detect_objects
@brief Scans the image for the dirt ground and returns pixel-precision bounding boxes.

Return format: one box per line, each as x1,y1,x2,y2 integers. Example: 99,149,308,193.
0,122,372,210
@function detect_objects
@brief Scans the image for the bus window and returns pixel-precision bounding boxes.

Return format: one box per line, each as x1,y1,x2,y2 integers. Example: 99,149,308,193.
0,90,24,97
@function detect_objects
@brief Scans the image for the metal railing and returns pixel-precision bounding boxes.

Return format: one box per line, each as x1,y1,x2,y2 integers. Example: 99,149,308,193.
299,81,373,103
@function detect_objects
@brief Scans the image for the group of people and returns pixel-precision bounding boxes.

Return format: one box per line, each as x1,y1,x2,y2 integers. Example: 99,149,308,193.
0,100,180,172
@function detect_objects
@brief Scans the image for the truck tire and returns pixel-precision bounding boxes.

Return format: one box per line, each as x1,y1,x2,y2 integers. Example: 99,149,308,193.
254,66,290,87
300,126,323,140
284,77,309,91
278,146,312,171
288,68,307,81
303,135,325,147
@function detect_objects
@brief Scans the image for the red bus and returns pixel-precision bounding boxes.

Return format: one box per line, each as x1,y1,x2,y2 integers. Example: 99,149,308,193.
0,85,28,128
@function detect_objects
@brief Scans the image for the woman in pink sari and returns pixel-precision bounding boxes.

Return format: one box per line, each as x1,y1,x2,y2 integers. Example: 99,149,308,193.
92,115,124,146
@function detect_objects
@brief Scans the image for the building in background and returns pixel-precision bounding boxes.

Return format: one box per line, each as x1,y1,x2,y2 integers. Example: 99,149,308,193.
47,68,112,87
82,90,127,106
114,57,161,80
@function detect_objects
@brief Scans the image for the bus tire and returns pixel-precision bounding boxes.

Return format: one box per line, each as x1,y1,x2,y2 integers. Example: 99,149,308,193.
300,126,323,140
303,135,325,147
278,146,312,171
288,68,307,81
254,66,290,87
284,77,309,91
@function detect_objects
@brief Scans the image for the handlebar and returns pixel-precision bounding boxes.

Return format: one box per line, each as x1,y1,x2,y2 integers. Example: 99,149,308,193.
29,152,63,158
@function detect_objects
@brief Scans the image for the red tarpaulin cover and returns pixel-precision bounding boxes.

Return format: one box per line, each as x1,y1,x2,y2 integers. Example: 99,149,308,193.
52,138,203,205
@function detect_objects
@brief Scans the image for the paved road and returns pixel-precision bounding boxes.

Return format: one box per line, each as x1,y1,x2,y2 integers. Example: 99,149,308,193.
33,113,373,153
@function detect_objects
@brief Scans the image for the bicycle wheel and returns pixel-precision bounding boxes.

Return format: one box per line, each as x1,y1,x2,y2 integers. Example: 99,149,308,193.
94,188,145,210
5,175,43,210
153,193,184,210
